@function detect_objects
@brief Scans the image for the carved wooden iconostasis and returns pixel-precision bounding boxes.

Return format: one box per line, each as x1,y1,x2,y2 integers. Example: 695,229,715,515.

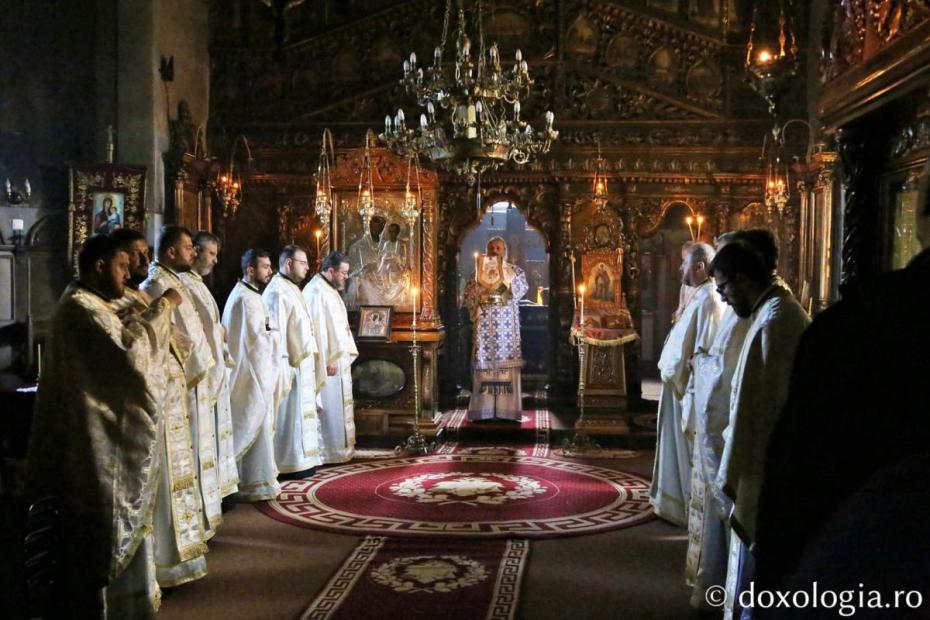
814,0,930,295
208,0,805,433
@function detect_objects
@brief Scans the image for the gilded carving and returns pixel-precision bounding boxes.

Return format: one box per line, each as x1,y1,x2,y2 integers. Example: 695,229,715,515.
605,33,640,69
686,59,723,102
590,346,618,385
821,0,930,83
647,47,679,87
566,14,600,58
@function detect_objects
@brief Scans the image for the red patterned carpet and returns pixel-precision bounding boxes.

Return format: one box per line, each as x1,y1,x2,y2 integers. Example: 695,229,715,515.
257,453,653,538
300,536,529,620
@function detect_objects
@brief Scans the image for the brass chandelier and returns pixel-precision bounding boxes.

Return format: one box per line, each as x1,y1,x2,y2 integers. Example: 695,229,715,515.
744,0,799,115
379,0,557,183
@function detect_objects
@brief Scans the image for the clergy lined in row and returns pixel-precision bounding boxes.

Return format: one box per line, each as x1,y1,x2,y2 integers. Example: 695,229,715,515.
650,230,810,619
26,227,360,617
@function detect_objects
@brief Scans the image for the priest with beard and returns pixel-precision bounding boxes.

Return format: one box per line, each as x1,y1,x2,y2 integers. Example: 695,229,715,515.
685,230,784,611
303,251,358,463
109,227,210,590
223,249,282,500
181,231,239,500
650,242,723,527
263,245,322,476
709,242,809,619
27,235,181,617
462,236,529,422
141,225,220,585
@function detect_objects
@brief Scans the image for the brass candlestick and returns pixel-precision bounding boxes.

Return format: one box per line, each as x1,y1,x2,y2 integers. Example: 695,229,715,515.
396,287,434,455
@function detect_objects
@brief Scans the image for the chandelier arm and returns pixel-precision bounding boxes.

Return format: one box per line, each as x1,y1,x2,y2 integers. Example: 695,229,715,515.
477,0,485,82
745,1,759,68
780,118,813,162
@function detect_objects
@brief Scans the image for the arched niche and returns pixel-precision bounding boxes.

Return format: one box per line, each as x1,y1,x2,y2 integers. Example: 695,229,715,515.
637,201,695,363
458,198,550,307
447,195,552,391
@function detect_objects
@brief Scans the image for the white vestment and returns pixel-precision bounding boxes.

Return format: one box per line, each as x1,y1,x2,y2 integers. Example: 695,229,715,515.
27,283,174,616
718,286,809,616
116,288,209,589
223,280,282,501
303,274,358,463
650,280,723,526
719,285,810,547
685,306,749,609
142,262,222,536
181,271,239,498
263,273,323,473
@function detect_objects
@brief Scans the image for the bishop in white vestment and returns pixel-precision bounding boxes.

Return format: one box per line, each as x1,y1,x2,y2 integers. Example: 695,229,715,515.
263,246,323,474
709,242,809,619
141,227,222,539
303,252,359,463
181,231,239,498
650,243,723,527
27,237,177,617
223,250,282,501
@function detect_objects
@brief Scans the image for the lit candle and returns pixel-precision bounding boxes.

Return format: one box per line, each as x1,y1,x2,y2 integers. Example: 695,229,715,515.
696,215,704,241
473,251,480,283
579,284,586,331
685,215,694,240
314,229,322,266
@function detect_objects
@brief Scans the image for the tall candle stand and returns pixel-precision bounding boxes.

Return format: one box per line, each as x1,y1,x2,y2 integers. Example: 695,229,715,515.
563,298,600,455
396,291,434,456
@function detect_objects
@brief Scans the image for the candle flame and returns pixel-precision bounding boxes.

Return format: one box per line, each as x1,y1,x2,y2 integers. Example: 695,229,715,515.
314,229,322,238
685,216,693,225
579,284,586,294
757,49,773,64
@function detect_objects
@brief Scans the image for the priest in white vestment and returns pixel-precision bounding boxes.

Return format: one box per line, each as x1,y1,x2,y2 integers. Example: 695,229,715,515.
463,236,529,422
142,226,223,542
709,242,809,619
685,233,747,609
263,245,323,475
686,304,747,610
303,251,359,463
671,241,696,324
110,228,210,590
27,235,179,617
650,242,723,526
223,249,282,501
686,230,792,613
182,231,239,498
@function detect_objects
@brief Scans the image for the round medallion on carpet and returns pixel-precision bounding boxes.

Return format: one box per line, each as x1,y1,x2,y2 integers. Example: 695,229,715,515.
258,454,653,538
